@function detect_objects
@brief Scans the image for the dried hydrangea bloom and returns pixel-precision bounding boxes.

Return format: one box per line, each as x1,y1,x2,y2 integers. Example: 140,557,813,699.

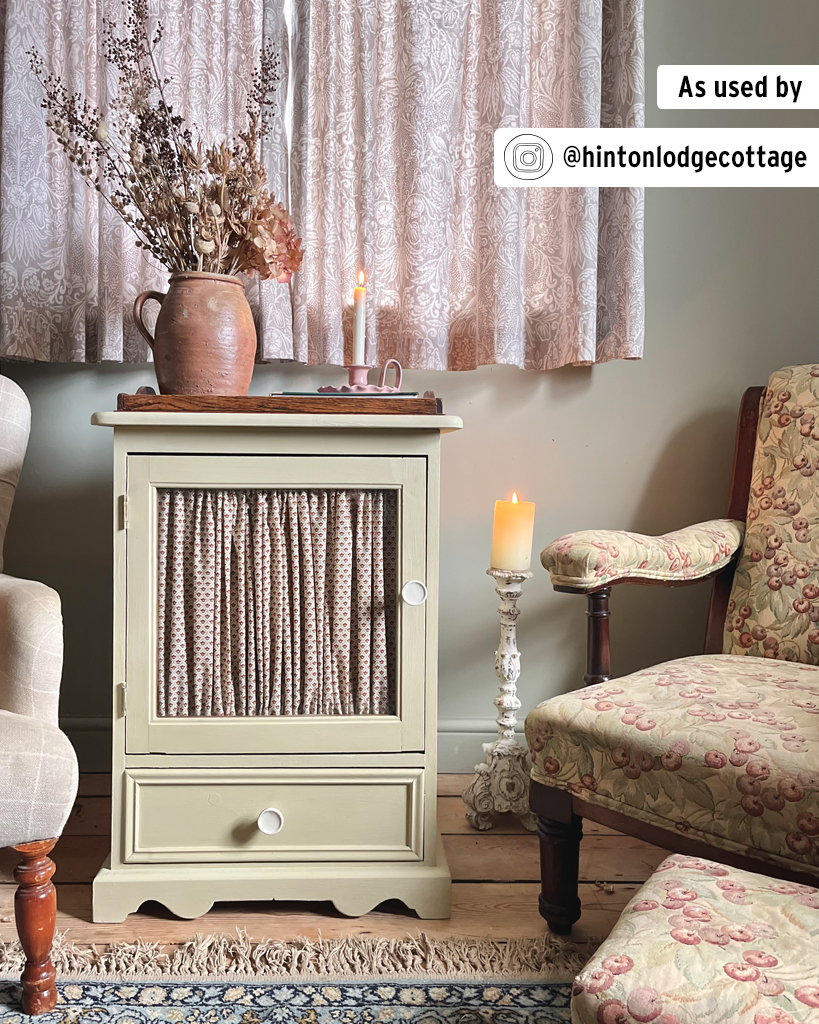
238,197,304,282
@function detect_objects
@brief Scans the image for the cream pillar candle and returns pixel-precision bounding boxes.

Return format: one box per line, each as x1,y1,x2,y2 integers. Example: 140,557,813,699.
490,492,535,571
353,270,366,365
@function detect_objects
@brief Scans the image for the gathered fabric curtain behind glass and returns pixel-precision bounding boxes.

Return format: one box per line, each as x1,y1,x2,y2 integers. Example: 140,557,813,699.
156,488,397,718
285,0,645,370
1,0,644,370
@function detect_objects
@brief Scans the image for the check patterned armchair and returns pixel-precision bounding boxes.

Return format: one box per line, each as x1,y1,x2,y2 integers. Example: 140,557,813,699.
0,376,78,1013
526,365,819,934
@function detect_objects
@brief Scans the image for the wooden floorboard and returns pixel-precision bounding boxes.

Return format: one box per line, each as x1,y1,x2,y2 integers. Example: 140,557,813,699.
62,796,111,836
437,774,474,797
0,775,661,948
77,775,112,798
437,796,622,837
0,882,636,945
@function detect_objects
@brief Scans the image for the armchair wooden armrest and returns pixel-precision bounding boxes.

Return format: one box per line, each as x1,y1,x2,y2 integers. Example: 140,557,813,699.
541,385,764,686
541,520,745,685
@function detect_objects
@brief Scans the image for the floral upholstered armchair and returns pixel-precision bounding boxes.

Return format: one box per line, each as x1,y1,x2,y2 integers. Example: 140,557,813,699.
525,365,819,934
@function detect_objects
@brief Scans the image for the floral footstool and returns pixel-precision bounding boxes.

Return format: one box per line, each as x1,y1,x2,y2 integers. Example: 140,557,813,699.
572,853,819,1024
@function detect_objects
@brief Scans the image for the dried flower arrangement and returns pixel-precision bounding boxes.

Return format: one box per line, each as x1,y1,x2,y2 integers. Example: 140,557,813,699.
29,0,304,282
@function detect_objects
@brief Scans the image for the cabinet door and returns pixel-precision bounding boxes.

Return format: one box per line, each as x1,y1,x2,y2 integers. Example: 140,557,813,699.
125,455,427,754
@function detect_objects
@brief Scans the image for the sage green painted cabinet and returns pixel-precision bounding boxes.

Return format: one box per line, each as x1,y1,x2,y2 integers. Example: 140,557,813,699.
91,411,462,923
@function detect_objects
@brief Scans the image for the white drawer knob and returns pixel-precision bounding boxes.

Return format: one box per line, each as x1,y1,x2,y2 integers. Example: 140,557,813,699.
401,580,428,606
257,807,284,835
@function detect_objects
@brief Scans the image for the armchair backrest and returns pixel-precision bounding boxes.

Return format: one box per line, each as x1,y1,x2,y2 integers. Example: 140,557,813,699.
0,376,31,574
724,364,819,663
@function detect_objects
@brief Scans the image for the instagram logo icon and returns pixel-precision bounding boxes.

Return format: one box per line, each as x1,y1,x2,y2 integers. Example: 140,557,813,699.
503,134,553,179
514,141,544,172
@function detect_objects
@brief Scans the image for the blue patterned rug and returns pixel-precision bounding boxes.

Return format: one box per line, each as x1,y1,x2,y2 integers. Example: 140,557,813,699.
0,979,572,1023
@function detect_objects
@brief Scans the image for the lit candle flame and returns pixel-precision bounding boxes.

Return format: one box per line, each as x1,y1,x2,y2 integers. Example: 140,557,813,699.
358,270,366,286
511,492,518,503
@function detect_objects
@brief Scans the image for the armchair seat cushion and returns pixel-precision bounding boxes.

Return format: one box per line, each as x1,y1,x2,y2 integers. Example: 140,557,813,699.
541,519,744,590
572,853,819,1024
0,709,78,848
525,654,819,880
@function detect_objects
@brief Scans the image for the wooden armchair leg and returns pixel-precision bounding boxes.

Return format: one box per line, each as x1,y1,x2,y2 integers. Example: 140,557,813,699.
535,813,583,934
13,839,58,1015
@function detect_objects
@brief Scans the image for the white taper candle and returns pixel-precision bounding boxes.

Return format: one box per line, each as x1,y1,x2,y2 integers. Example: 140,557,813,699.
353,270,366,365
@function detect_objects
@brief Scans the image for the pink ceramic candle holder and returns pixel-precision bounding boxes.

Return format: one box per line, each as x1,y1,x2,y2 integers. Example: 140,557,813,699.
318,359,404,394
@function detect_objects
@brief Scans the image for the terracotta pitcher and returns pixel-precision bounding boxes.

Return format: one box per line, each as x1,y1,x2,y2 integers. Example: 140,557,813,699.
134,271,257,395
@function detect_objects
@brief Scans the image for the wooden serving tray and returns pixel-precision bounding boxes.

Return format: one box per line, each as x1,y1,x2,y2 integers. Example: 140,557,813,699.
116,393,444,415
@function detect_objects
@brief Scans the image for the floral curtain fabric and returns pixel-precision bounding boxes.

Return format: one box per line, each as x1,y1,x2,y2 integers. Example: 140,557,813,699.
0,0,644,369
286,0,645,370
156,488,397,718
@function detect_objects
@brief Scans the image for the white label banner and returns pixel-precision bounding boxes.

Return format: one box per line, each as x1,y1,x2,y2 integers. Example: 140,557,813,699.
493,128,818,188
657,65,819,110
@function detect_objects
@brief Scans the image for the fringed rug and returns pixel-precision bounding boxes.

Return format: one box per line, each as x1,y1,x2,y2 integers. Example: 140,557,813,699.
0,934,595,1023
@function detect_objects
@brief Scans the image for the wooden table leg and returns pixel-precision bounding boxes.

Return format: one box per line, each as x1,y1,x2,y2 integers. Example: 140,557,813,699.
12,839,58,1015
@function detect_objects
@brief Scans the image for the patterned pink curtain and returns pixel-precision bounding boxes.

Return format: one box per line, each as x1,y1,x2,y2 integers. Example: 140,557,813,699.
287,0,645,371
156,489,397,717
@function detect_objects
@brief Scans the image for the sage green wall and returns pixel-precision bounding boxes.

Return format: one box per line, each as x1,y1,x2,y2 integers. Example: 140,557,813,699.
3,0,819,769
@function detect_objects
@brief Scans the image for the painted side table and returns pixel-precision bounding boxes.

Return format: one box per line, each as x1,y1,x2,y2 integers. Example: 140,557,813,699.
90,407,461,923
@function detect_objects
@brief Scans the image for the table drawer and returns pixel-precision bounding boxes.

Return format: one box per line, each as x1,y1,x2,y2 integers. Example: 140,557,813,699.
123,768,424,863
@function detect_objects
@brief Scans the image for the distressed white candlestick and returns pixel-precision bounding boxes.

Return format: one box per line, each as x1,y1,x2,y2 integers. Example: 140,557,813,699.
462,568,536,832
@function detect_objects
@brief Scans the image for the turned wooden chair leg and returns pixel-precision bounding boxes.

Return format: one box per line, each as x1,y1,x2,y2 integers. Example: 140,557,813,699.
13,839,58,1015
584,587,611,686
535,813,583,934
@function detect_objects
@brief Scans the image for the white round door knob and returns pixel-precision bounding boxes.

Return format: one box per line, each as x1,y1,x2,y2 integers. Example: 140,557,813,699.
257,807,284,835
401,580,428,606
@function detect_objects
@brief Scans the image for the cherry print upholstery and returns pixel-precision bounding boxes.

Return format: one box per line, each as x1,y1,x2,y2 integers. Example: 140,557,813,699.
542,520,744,589
724,365,819,663
526,655,819,879
572,853,819,1024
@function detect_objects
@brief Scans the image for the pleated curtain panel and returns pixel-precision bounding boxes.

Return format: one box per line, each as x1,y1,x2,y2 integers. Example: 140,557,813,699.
0,0,644,370
156,488,398,718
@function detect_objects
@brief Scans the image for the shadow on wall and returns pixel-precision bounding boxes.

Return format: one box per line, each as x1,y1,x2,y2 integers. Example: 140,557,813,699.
5,482,113,719
608,406,739,679
515,588,588,703
436,576,587,711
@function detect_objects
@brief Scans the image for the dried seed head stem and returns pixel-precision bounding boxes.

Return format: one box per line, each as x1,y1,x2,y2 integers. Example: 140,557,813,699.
29,0,303,281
